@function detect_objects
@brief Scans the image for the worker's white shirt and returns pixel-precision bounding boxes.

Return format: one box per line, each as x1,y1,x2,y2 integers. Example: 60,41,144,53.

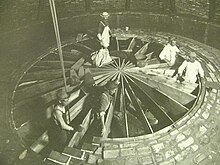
178,60,204,83
159,43,180,66
101,24,111,48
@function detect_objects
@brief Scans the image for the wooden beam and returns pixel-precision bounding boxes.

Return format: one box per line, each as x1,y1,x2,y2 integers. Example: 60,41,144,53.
15,78,65,102
21,69,69,82
127,75,188,117
134,43,149,60
128,72,196,105
68,109,93,147
121,76,129,137
35,60,73,69
15,84,80,109
124,77,154,133
126,37,136,52
102,89,119,138
71,58,85,71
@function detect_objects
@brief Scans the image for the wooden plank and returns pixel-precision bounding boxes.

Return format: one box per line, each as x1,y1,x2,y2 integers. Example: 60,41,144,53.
47,151,70,165
124,77,154,133
15,78,65,102
15,84,80,109
128,72,196,105
102,89,118,138
128,76,188,116
68,109,93,147
62,50,83,61
35,60,73,69
126,68,198,94
72,43,94,55
68,95,88,121
127,37,136,51
30,131,48,153
21,69,68,82
134,43,149,60
71,58,85,71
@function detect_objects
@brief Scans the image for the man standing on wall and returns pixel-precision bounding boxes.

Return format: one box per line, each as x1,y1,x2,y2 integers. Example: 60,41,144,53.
159,37,180,67
92,12,112,67
177,52,204,84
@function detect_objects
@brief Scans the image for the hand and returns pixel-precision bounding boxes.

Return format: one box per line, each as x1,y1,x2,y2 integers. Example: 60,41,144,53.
177,74,184,83
69,127,74,131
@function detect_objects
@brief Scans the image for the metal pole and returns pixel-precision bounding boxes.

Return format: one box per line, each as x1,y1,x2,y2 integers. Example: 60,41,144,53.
49,0,68,93
49,0,71,124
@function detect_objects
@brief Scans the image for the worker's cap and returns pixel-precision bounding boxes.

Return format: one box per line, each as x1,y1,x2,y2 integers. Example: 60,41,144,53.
105,80,120,90
100,12,110,17
56,89,69,100
188,52,197,58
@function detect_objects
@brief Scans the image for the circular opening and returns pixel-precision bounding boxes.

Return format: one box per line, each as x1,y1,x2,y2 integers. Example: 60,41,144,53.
12,30,204,155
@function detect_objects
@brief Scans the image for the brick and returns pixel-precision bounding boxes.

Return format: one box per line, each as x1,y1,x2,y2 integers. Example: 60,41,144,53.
174,154,184,162
193,153,207,164
121,148,136,157
136,146,151,155
69,157,85,165
180,147,192,157
159,158,175,165
87,154,98,164
170,130,179,136
154,153,164,163
178,137,194,150
81,143,98,153
94,147,103,156
103,149,120,159
165,150,175,159
202,110,210,119
191,144,199,152
199,135,210,145
63,147,83,159
119,142,139,148
152,143,165,153
125,156,139,165
48,151,70,164
199,126,208,135
182,128,192,136
176,133,186,143
138,156,153,165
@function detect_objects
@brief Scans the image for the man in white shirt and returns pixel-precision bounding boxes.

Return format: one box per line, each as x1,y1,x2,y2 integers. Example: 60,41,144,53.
159,38,180,66
177,52,204,83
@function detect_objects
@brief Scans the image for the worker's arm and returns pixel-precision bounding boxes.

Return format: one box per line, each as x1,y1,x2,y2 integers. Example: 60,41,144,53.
99,93,109,135
100,112,106,136
178,61,187,76
55,110,74,131
198,62,205,78
97,21,104,41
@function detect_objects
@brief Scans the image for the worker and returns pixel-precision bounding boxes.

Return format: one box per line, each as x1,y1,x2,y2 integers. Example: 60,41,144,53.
159,37,180,66
92,12,113,67
97,12,112,49
48,89,82,152
177,52,204,83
